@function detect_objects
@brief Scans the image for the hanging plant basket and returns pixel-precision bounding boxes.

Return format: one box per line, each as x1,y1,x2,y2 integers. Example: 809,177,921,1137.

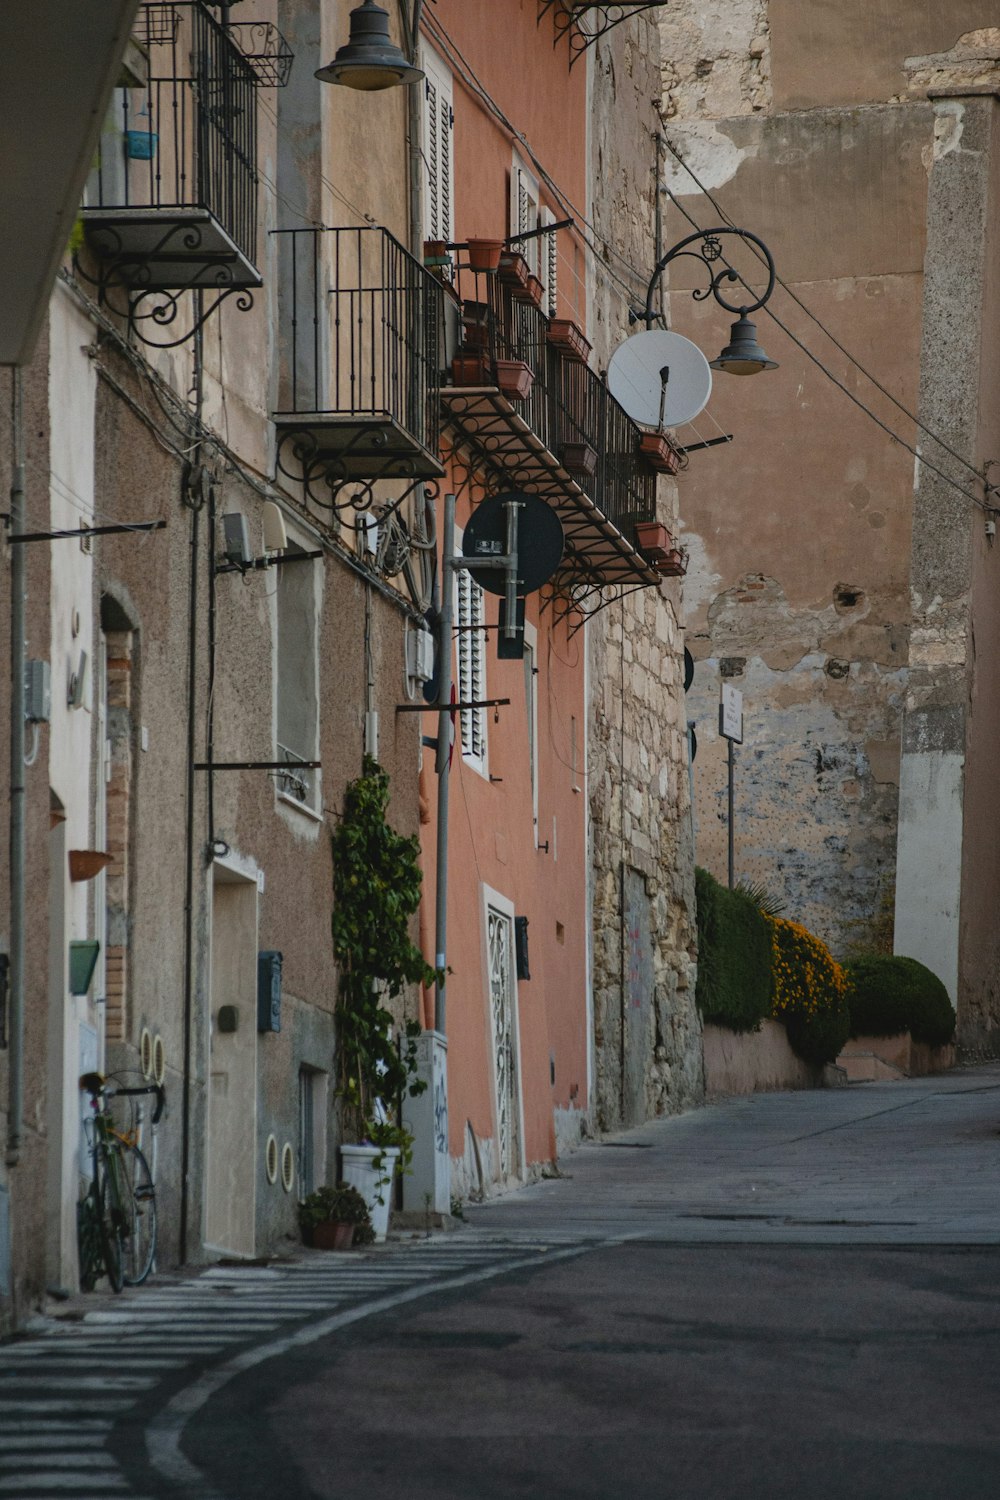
547,319,591,365
68,850,114,883
495,359,534,401
638,431,682,475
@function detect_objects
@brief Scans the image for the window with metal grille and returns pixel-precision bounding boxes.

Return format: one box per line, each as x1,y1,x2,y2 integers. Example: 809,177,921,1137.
421,46,454,246
456,563,487,773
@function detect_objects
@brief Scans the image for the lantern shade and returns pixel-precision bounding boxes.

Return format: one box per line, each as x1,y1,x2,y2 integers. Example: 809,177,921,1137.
315,1,424,91
710,314,778,375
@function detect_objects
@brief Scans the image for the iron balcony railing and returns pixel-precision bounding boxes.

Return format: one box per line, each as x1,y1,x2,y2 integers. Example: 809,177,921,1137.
85,2,258,278
450,266,655,536
273,225,444,468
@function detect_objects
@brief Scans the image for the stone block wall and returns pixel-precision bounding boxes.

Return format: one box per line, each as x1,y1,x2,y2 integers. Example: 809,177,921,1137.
587,14,703,1131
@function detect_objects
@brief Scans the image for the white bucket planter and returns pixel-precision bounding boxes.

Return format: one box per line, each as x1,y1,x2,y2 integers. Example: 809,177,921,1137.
340,1144,399,1243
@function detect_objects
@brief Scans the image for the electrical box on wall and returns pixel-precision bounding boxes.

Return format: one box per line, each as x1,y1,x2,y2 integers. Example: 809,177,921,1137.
406,626,435,684
515,916,530,981
24,660,51,723
257,950,282,1032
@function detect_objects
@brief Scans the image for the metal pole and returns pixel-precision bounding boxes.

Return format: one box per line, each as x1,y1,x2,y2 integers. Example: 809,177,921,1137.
433,493,455,1034
727,736,735,890
6,369,25,1166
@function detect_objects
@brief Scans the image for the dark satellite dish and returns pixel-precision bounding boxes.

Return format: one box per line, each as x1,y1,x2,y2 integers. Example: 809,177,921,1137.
462,491,564,596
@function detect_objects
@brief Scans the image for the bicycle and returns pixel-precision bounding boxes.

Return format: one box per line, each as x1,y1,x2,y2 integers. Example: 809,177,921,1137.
79,1071,164,1293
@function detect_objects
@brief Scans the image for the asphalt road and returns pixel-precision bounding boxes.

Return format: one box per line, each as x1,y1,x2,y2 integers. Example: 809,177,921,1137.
3,1065,999,1499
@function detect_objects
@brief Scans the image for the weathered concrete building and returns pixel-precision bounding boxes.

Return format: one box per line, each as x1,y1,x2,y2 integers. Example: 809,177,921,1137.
659,2,1000,1054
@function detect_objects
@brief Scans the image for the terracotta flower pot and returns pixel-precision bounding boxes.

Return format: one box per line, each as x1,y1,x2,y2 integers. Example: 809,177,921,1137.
465,238,504,272
451,352,490,386
498,250,530,291
561,440,598,477
634,521,673,557
68,850,114,883
311,1221,356,1251
547,319,592,366
655,548,687,578
637,431,682,475
495,358,534,401
523,273,544,308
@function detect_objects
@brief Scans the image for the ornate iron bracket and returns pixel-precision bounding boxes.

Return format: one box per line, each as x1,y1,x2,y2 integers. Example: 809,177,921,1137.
644,226,776,328
539,2,663,66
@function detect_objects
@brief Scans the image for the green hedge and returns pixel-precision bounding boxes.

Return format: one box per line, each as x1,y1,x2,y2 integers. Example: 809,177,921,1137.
695,867,772,1033
844,955,955,1048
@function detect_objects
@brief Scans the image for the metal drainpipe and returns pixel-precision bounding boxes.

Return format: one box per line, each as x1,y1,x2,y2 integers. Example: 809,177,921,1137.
6,369,26,1166
179,297,205,1262
433,493,455,1034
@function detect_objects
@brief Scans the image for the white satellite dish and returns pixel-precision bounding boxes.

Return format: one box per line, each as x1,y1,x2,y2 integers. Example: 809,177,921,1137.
607,329,712,429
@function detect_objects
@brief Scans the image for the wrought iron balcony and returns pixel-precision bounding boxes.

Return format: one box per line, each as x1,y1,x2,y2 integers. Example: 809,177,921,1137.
81,3,260,294
441,265,663,601
273,226,445,493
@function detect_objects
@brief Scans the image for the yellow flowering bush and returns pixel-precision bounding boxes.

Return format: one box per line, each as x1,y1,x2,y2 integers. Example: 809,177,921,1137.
766,916,850,1066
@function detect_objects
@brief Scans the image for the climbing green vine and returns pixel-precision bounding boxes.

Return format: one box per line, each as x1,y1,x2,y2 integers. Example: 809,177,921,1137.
331,756,436,1152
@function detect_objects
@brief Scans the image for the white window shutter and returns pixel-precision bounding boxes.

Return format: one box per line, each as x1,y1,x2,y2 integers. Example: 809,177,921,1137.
422,49,454,245
540,206,558,318
456,566,487,767
510,155,540,274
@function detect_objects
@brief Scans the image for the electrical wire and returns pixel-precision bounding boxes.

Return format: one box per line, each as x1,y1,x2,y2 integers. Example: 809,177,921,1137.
661,186,993,515
662,134,991,494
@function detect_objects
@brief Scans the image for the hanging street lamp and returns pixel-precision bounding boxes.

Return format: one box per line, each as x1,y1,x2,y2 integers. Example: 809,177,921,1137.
315,0,425,91
644,227,779,375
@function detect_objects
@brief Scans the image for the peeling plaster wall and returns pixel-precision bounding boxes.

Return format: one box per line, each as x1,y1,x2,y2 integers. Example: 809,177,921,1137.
588,15,702,1132
662,4,1000,1052
658,3,971,959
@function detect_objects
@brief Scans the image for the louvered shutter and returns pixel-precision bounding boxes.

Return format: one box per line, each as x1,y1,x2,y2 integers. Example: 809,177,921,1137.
457,567,487,767
511,156,540,274
422,48,454,246
540,206,558,318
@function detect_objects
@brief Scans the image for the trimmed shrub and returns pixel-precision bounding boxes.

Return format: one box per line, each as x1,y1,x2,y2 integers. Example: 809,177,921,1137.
695,867,772,1033
767,916,850,1067
845,954,955,1048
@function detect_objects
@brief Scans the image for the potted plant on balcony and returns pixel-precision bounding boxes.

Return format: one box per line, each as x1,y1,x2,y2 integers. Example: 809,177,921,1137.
299,1183,374,1251
331,756,437,1242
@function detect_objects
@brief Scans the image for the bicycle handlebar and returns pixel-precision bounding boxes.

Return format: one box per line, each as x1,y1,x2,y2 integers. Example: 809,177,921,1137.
79,1073,166,1125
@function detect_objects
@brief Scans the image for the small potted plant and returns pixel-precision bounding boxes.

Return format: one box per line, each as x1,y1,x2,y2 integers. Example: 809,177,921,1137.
299,1183,374,1251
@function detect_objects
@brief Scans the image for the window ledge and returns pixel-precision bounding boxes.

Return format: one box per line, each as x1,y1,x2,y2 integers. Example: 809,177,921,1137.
277,790,324,824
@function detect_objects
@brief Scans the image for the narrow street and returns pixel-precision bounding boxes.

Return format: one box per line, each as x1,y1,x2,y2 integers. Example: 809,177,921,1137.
3,1066,999,1499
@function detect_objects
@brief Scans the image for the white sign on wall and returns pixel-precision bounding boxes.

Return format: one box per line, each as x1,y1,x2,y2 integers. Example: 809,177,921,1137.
720,683,743,743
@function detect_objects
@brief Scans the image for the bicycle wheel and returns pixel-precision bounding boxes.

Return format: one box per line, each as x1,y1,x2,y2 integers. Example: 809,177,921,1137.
120,1144,157,1286
96,1146,125,1293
